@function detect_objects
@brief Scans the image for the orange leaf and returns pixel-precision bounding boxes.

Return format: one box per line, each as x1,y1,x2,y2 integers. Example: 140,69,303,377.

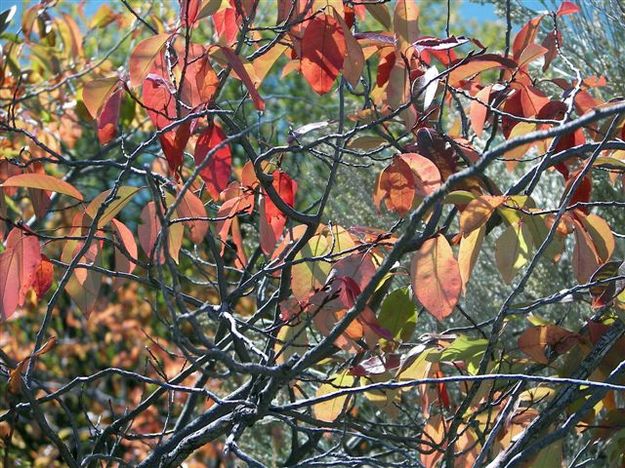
512,15,543,62
373,156,415,216
301,13,346,95
82,77,119,119
1,173,83,201
332,8,364,88
458,225,485,294
582,213,615,263
448,54,517,86
470,85,492,136
138,201,184,264
572,219,601,284
399,153,442,197
393,0,419,53
459,195,506,235
217,46,265,110
176,189,209,244
111,219,137,290
129,34,170,88
518,325,578,364
32,255,53,300
97,88,122,145
411,235,462,320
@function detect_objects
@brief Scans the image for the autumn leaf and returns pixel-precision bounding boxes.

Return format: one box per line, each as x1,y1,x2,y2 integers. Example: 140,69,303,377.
85,186,143,228
495,221,533,284
459,195,507,235
1,173,83,201
373,156,416,215
82,77,119,119
111,219,137,290
411,235,462,320
301,13,346,95
313,372,355,422
97,88,122,145
194,123,232,200
31,255,54,300
138,201,184,265
393,0,419,53
129,34,170,87
332,8,364,88
260,170,297,255
518,325,578,364
0,228,41,321
458,225,485,294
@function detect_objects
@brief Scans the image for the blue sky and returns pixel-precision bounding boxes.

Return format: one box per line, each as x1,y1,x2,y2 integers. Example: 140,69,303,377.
462,1,499,21
2,0,502,25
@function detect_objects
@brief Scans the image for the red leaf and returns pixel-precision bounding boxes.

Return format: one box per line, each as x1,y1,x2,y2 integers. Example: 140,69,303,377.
565,170,592,212
97,88,121,145
142,74,191,174
217,46,265,111
557,1,580,16
194,123,232,200
180,0,201,26
301,13,346,95
259,171,297,255
142,74,176,129
512,15,544,61
213,6,238,45
0,228,41,321
159,123,191,176
541,30,562,72
377,49,396,87
264,170,297,220
32,255,53,300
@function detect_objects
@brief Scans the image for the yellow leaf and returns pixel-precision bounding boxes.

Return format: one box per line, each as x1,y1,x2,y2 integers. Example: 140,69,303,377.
495,221,533,284
2,173,83,201
458,225,485,294
313,373,355,422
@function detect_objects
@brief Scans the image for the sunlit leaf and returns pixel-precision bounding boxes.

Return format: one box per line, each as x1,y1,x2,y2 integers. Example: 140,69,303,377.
411,235,462,320
2,173,83,201
301,13,346,95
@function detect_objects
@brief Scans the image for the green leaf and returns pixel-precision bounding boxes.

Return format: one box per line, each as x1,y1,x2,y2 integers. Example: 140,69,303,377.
378,287,417,342
441,335,488,374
